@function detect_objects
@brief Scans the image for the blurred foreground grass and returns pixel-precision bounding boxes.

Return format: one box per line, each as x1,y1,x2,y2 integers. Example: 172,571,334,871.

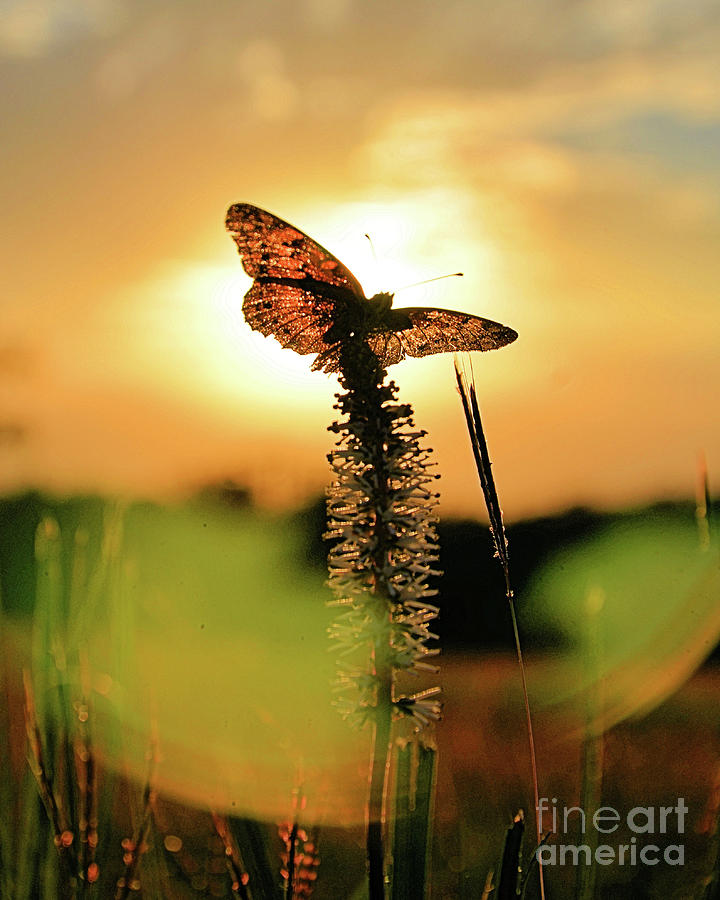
1,491,719,897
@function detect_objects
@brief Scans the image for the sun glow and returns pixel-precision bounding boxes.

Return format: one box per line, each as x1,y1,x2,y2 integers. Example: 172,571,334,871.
105,259,333,418
94,189,519,464
294,191,500,307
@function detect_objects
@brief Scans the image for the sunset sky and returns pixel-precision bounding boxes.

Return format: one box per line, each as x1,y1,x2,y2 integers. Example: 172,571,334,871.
1,0,719,518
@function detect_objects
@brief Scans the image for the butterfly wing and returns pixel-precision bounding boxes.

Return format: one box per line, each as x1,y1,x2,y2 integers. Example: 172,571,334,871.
225,203,366,357
226,204,518,372
368,307,518,366
366,330,407,368
240,280,338,356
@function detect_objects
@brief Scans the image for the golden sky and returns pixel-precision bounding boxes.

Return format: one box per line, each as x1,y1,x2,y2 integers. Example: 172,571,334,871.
1,0,719,518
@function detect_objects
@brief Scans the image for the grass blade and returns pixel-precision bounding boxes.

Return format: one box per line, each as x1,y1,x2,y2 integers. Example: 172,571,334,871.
497,811,524,900
454,356,545,900
390,738,437,900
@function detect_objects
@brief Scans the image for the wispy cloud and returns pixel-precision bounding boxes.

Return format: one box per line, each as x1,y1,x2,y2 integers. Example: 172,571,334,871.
0,0,124,57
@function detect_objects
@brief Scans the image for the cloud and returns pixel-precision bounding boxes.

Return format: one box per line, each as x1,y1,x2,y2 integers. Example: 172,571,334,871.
0,0,124,57
353,36,720,220
234,39,299,122
94,12,183,100
577,0,720,52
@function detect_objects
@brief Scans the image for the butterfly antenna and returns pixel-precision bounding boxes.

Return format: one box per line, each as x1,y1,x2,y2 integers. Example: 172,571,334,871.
364,233,378,265
394,272,463,294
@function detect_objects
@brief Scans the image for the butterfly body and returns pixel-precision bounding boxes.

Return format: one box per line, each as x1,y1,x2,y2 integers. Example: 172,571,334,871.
321,291,410,342
225,203,517,373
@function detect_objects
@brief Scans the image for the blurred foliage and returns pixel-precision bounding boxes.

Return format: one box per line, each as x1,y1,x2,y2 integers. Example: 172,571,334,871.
2,492,717,654
521,502,720,726
523,502,715,659
1,488,719,897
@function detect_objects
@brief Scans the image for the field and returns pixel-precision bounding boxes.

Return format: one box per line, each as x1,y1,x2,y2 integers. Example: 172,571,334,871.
1,493,718,898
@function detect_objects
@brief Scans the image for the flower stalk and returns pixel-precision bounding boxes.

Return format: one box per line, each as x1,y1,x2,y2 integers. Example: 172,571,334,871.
325,340,442,898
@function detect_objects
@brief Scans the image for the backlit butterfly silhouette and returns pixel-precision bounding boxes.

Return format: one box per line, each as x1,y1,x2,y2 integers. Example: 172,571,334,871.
225,203,518,374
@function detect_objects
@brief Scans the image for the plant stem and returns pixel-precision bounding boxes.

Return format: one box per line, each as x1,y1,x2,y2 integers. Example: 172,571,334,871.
358,347,394,899
338,344,395,898
328,340,442,899
367,672,392,899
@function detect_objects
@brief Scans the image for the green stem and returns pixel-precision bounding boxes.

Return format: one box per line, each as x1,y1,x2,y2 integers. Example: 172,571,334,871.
367,660,393,900
341,343,395,899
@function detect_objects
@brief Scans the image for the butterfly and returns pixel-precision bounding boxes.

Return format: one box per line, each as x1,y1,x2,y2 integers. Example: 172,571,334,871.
225,203,518,374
